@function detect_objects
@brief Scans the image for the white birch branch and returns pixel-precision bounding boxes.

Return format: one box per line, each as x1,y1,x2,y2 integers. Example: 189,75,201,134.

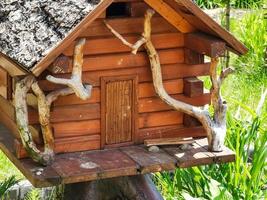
47,38,92,100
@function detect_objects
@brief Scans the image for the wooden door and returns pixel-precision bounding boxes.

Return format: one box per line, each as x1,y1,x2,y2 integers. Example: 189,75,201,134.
101,76,137,148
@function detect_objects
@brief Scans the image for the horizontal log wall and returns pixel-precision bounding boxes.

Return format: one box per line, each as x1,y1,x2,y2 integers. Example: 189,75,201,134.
16,3,210,157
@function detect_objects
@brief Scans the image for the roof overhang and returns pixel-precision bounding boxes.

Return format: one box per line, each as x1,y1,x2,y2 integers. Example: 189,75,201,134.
31,0,114,77
0,53,28,77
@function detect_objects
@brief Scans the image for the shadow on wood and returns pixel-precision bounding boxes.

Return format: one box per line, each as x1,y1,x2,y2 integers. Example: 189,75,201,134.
63,175,163,200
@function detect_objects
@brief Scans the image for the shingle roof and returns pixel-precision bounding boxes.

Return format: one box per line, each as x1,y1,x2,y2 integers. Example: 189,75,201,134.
0,0,100,69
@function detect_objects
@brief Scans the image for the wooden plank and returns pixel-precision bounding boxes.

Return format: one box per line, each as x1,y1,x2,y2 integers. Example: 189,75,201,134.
53,120,100,138
185,32,226,57
139,93,210,113
0,123,235,187
144,137,194,147
144,0,195,33
165,0,248,55
52,149,138,184
183,77,204,97
163,140,214,168
39,63,210,91
31,0,114,76
80,16,177,37
28,103,100,124
49,79,184,105
0,54,27,77
138,125,206,143
0,67,7,86
139,111,183,129
195,138,235,163
121,145,176,173
15,134,101,159
63,33,184,56
49,48,184,74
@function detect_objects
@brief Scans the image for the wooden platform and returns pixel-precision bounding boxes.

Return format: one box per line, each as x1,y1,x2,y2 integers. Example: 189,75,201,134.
0,123,235,188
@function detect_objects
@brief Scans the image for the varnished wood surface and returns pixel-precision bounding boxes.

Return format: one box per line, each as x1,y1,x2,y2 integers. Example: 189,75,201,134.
0,123,235,188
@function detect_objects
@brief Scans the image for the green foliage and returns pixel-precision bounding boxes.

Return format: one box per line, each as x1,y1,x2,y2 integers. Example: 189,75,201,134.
231,11,267,82
23,189,42,200
0,176,19,198
195,0,264,8
155,96,267,200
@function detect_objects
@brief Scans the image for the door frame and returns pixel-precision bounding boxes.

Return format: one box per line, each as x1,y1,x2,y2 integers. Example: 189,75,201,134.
100,75,138,149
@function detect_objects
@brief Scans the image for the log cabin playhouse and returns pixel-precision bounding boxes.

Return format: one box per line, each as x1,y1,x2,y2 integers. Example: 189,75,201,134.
0,0,247,187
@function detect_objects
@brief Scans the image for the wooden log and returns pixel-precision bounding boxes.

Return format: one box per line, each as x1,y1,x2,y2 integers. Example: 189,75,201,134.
79,16,177,37
53,120,100,138
139,111,183,129
63,32,184,56
38,63,210,91
144,137,194,147
53,79,184,106
185,32,226,57
183,77,204,97
15,134,101,159
28,103,101,124
49,48,184,74
137,125,206,143
139,93,210,113
184,48,204,65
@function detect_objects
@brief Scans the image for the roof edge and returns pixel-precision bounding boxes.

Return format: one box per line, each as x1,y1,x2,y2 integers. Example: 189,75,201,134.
0,53,29,77
31,0,114,77
167,0,248,55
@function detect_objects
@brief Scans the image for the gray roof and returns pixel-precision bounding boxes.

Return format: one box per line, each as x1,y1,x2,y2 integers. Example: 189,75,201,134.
0,0,100,69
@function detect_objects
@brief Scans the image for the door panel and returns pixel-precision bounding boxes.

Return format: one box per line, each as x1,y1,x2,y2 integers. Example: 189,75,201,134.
101,76,137,148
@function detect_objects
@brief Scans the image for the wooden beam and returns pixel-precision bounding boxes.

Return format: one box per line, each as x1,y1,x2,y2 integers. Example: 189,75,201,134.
31,0,114,76
183,77,204,97
144,0,195,33
185,32,226,58
144,137,194,147
184,49,204,65
0,54,27,76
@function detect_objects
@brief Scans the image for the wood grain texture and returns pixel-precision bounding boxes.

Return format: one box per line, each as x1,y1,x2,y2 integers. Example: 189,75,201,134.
101,76,138,148
0,123,235,187
49,48,184,74
63,33,184,56
185,32,226,57
144,0,195,33
137,125,206,143
79,16,177,37
38,63,210,91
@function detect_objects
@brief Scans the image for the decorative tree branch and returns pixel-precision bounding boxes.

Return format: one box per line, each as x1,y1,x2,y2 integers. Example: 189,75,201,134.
47,38,92,100
15,76,75,165
105,9,232,152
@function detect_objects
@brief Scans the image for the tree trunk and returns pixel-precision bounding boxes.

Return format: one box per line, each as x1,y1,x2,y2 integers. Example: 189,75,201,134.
63,175,163,200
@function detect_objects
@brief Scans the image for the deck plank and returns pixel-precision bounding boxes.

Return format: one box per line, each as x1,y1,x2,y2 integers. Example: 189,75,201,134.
120,145,177,174
0,123,235,187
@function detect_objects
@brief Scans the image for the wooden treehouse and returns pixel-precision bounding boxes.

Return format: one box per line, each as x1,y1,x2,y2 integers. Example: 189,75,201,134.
0,0,247,198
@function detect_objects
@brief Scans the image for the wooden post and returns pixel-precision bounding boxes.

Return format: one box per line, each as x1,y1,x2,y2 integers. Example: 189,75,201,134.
63,175,164,200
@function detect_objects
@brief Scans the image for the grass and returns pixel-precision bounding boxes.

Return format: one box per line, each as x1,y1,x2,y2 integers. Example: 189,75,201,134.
0,151,23,181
